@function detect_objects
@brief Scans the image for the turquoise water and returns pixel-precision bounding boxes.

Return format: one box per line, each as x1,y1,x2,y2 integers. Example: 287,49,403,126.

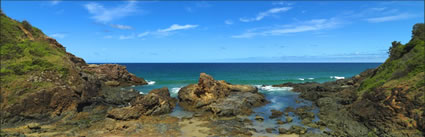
117,63,380,133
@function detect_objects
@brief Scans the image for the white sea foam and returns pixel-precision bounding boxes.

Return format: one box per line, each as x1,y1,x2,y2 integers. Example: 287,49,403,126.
171,87,182,94
147,80,156,85
298,78,305,81
308,78,314,80
330,76,345,79
255,85,293,91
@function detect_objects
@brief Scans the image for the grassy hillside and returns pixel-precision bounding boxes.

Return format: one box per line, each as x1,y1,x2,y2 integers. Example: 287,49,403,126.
0,11,73,104
353,23,425,136
359,23,425,95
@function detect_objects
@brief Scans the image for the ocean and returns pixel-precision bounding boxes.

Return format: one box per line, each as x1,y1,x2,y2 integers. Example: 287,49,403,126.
116,63,380,133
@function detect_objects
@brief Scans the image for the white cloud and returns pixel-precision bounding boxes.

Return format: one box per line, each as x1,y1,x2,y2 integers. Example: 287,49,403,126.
157,24,198,32
225,20,233,25
50,33,66,39
239,7,291,22
51,0,61,6
366,13,415,23
232,18,341,38
84,1,138,23
119,34,135,40
272,2,294,6
110,24,133,30
137,32,150,37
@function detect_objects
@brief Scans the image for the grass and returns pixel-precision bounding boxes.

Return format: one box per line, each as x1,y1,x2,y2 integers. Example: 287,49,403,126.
358,24,425,95
0,11,72,104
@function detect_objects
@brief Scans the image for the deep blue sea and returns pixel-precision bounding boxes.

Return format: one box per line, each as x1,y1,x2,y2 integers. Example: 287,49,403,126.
114,63,380,133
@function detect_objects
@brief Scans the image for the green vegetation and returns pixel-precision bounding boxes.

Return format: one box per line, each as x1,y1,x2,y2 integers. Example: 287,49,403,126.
358,23,425,94
0,11,71,101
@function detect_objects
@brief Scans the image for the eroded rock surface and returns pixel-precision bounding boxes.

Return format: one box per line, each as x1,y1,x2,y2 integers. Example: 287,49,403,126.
107,87,177,120
178,73,267,116
84,64,148,86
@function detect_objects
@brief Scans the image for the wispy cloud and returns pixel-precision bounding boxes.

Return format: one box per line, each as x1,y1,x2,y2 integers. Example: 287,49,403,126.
225,20,234,25
84,1,138,23
272,2,293,6
110,24,133,30
366,13,415,23
51,0,61,6
50,33,66,39
137,32,149,37
233,18,341,38
157,24,198,32
239,7,291,22
111,24,197,40
119,34,135,40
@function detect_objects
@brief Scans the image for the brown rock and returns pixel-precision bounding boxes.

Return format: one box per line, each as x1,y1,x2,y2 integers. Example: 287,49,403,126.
269,109,284,119
105,80,120,86
265,128,275,133
178,73,267,116
107,87,176,120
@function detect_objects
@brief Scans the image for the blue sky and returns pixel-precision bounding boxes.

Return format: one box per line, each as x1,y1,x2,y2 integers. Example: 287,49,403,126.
2,0,424,63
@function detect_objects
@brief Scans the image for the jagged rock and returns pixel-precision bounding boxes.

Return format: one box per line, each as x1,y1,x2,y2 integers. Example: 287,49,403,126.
288,125,307,134
265,128,275,133
105,80,120,87
276,119,285,124
178,73,267,116
286,116,293,123
269,109,283,119
278,128,288,134
107,87,176,120
84,64,148,86
255,115,264,121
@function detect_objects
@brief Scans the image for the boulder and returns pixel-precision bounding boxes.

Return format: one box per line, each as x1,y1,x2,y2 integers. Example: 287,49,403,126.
278,128,289,134
269,109,283,119
289,125,307,134
107,87,176,120
84,64,148,86
255,115,264,121
178,73,267,116
265,128,275,133
286,116,293,123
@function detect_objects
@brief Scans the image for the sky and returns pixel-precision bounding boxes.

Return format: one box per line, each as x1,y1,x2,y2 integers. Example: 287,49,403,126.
1,0,424,63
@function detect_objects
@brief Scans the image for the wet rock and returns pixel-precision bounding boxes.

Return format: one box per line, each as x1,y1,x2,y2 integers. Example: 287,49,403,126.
278,128,288,134
285,116,293,123
276,119,285,125
107,87,176,120
255,115,264,121
269,109,283,119
178,73,267,116
301,118,313,125
289,125,307,134
265,128,275,133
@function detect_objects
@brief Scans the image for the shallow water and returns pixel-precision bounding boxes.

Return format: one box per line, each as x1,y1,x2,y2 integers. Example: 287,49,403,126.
111,63,379,133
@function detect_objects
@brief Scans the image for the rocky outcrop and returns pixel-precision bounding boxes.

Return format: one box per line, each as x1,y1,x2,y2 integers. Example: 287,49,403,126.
178,73,267,116
84,64,148,86
0,13,148,127
107,87,177,120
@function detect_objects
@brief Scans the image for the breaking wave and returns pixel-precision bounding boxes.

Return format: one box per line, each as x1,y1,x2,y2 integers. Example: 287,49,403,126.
330,76,345,80
254,85,293,91
147,80,156,85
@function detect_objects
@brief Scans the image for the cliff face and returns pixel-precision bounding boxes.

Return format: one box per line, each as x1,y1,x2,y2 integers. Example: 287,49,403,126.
273,23,424,137
351,23,425,136
0,12,146,125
